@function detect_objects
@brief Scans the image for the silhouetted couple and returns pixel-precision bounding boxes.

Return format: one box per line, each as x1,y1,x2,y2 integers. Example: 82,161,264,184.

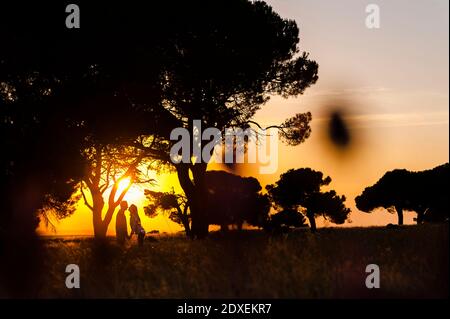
116,201,146,246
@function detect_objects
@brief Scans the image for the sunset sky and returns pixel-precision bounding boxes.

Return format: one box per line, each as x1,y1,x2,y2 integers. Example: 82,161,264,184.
38,0,449,236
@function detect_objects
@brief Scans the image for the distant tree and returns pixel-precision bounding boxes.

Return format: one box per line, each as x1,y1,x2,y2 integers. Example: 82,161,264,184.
245,194,272,229
204,171,270,231
78,145,160,238
303,191,350,232
415,163,449,223
356,163,449,225
269,209,307,229
267,168,351,232
144,189,191,237
355,169,413,225
144,171,270,236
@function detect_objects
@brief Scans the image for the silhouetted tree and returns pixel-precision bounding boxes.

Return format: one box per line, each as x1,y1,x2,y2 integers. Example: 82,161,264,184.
1,57,165,239
137,0,319,238
303,191,350,232
1,0,319,244
1,1,177,241
246,194,272,229
144,171,270,236
198,171,270,231
267,168,350,232
356,163,449,225
270,209,307,229
79,145,160,238
355,169,413,225
0,37,86,297
144,189,191,237
414,163,449,223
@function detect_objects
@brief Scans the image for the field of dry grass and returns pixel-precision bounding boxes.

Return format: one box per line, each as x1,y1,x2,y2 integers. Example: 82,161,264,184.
37,224,448,298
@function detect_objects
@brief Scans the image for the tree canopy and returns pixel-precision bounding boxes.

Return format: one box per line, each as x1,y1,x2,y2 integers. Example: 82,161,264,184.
356,163,449,225
1,0,319,244
204,170,271,230
150,0,319,237
144,189,191,237
269,209,307,229
267,168,350,232
145,170,270,236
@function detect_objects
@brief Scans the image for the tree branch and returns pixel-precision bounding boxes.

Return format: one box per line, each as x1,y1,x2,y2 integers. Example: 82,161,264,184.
99,161,112,194
80,183,93,212
92,145,103,187
246,120,284,130
114,181,133,206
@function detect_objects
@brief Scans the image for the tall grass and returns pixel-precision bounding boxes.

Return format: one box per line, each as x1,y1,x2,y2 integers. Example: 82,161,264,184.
38,224,448,298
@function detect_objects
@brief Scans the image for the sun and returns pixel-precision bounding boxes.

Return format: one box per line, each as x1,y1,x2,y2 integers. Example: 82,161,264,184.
116,177,146,205
117,177,132,193
113,170,181,209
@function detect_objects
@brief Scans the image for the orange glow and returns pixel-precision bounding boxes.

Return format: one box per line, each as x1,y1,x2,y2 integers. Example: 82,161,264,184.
116,177,145,204
37,170,185,236
37,0,449,236
117,177,131,194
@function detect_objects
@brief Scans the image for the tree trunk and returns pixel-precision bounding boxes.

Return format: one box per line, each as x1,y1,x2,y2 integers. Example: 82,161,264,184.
92,191,107,238
93,211,107,238
102,205,116,235
191,163,209,238
395,205,403,225
176,163,209,239
89,177,131,239
307,212,317,233
183,220,191,238
178,206,191,238
190,195,209,238
176,164,195,238
416,208,425,224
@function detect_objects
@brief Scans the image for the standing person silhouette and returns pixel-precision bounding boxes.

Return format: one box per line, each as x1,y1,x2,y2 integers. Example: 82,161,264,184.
116,201,130,245
129,204,146,246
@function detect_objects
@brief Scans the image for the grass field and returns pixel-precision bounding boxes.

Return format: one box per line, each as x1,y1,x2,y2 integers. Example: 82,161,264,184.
37,224,448,298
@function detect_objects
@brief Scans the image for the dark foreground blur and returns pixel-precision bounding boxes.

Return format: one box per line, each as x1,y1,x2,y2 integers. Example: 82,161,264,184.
35,224,448,298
